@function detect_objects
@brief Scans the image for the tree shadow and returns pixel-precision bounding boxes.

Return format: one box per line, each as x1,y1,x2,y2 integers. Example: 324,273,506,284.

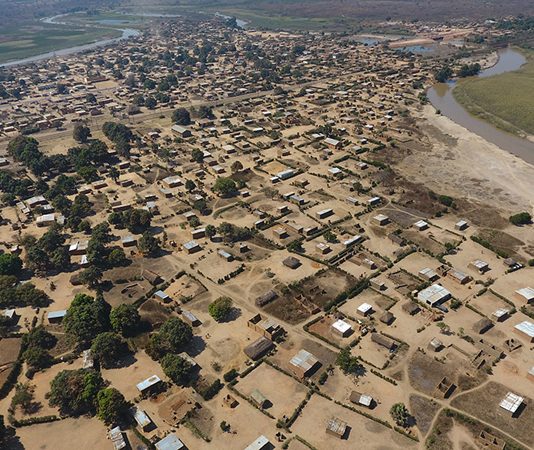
184,335,206,357
220,307,242,323
3,435,25,450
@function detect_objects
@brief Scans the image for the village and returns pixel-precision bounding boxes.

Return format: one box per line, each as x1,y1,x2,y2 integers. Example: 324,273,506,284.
0,13,532,450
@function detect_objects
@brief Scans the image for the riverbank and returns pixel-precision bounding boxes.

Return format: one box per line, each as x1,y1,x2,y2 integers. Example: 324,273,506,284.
453,48,534,139
399,105,534,213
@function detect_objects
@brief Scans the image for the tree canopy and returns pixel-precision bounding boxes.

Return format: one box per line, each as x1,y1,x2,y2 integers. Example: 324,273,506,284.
0,253,23,276
208,296,233,322
64,294,111,345
48,369,104,416
213,177,237,198
96,388,128,425
172,107,191,125
110,304,141,336
146,317,193,360
91,332,129,368
161,354,193,385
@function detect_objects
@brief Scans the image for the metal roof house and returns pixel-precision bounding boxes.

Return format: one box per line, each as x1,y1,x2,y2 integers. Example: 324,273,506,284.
155,433,185,450
417,284,451,307
289,349,320,378
499,392,524,415
47,309,67,324
136,375,162,394
244,435,271,450
514,321,534,342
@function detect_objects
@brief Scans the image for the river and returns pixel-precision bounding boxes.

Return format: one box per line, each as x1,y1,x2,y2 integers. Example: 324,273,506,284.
0,15,141,68
427,47,534,165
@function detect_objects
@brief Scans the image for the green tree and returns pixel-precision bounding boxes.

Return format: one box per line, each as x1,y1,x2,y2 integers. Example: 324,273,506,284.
91,332,128,368
64,293,110,345
336,347,363,375
107,248,128,267
23,346,53,370
185,180,196,191
172,107,191,125
73,123,91,143
323,230,337,243
110,304,140,336
213,177,237,198
161,354,193,385
205,225,216,238
208,296,233,322
49,369,104,416
390,403,410,427
509,212,532,226
191,148,204,163
145,317,193,360
138,231,160,256
0,253,23,276
78,266,103,289
96,388,128,425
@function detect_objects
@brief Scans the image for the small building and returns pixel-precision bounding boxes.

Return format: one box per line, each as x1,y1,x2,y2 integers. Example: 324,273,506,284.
255,290,278,307
247,314,284,340
499,392,524,415
468,260,490,274
357,302,373,317
131,406,153,431
171,125,192,138
244,337,274,360
244,435,271,450
121,235,137,248
218,249,234,262
402,302,420,315
273,227,288,239
47,309,67,324
371,333,396,350
492,308,510,322
2,309,19,325
142,269,162,285
325,417,348,439
447,269,471,285
372,214,390,226
250,389,269,409
82,349,94,369
455,220,469,231
109,426,127,450
289,349,320,378
183,240,201,254
343,235,362,248
418,284,451,307
136,375,162,396
316,242,331,254
368,197,381,206
223,393,239,408
154,290,171,303
514,321,534,343
419,267,439,282
379,311,395,325
331,319,352,337
413,220,429,231
428,337,444,352
283,256,301,269
181,310,201,327
155,433,185,450
316,208,334,220
473,318,493,334
191,228,206,239
515,287,534,304
350,391,374,408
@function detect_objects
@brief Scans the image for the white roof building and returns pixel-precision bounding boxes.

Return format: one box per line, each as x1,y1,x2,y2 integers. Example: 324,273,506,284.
499,392,524,414
514,321,534,340
357,303,373,315
515,287,534,303
136,375,162,393
244,435,271,450
331,319,352,335
418,284,451,306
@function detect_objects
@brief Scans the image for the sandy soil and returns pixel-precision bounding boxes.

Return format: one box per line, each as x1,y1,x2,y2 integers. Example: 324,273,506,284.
399,105,534,214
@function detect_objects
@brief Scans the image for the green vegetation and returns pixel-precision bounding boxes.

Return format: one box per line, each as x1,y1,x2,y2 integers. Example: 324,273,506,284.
208,296,233,322
509,211,532,226
336,347,364,375
145,317,193,360
454,49,534,135
213,177,238,197
110,304,141,336
0,23,121,64
96,388,128,425
64,293,111,346
390,402,410,427
48,369,104,416
91,332,129,368
161,354,193,385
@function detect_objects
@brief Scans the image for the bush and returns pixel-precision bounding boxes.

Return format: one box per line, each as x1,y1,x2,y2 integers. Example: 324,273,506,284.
509,212,532,226
197,379,223,400
223,369,238,382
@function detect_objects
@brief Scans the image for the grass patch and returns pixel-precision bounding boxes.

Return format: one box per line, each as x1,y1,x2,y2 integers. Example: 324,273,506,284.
453,49,534,136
